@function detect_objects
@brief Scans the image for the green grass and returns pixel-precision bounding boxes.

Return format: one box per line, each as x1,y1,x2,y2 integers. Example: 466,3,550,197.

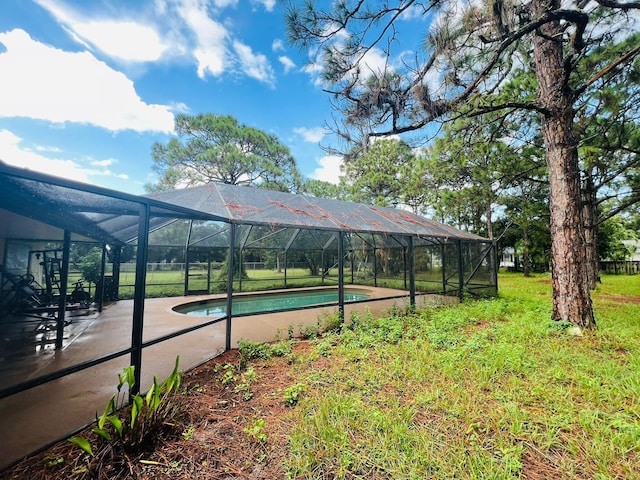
127,266,493,298
117,267,331,298
115,267,446,298
282,272,640,479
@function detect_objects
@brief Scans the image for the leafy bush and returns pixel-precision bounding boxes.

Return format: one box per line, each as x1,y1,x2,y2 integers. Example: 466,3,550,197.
284,383,307,407
79,249,103,283
238,338,272,362
238,339,294,366
318,311,343,333
243,418,268,443
69,357,183,467
270,340,293,357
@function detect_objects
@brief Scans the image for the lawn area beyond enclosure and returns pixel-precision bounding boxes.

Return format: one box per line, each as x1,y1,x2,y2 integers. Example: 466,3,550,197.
4,272,640,479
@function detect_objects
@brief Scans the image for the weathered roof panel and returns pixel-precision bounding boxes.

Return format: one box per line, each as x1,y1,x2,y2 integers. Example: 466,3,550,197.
1,162,487,243
147,182,487,241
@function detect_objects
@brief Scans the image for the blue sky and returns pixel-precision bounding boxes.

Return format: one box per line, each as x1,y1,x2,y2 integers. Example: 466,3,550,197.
0,0,361,194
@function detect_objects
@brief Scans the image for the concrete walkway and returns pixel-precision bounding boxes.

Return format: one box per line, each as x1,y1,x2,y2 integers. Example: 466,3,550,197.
0,287,436,470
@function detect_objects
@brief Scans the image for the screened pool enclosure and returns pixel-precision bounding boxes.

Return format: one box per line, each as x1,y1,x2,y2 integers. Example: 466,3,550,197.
144,183,497,297
0,162,496,467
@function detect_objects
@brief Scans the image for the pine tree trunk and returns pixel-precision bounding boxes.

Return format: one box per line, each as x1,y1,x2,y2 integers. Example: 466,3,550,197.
523,228,531,278
582,172,599,289
532,0,595,328
486,204,494,240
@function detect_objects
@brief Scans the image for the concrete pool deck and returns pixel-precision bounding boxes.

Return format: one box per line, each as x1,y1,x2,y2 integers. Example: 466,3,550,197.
0,286,454,470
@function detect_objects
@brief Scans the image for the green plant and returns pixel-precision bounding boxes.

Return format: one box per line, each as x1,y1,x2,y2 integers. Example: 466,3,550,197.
43,454,65,468
218,363,238,386
77,247,103,284
284,383,307,407
182,425,195,440
243,418,268,443
299,323,319,340
318,311,343,333
270,339,293,357
69,356,183,460
234,366,258,401
238,338,272,362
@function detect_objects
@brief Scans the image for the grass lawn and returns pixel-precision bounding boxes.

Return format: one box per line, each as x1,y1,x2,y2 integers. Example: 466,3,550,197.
283,273,640,479
116,265,482,298
5,272,640,479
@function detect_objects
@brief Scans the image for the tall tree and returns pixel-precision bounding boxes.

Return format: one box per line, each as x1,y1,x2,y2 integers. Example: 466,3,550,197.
598,212,639,263
426,111,532,238
302,178,350,200
441,32,640,285
147,114,303,193
502,180,551,276
345,138,415,207
575,32,640,287
286,0,640,329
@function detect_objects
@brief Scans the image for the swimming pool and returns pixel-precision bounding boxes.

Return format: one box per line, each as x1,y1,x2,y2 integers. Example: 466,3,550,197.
174,288,370,317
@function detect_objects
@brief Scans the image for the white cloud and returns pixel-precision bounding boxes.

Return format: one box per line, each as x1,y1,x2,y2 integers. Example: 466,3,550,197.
279,55,296,73
35,0,278,86
272,39,284,51
254,0,276,12
294,126,325,143
233,40,275,85
311,155,343,184
70,20,168,62
168,101,190,114
35,145,63,153
354,47,390,79
400,4,428,20
214,0,240,8
34,0,168,62
90,159,116,167
303,62,327,87
0,29,174,133
176,1,230,78
0,129,126,184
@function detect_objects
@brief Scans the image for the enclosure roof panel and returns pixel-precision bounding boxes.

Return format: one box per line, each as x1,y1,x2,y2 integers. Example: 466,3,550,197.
0,163,227,244
147,183,487,241
0,163,486,243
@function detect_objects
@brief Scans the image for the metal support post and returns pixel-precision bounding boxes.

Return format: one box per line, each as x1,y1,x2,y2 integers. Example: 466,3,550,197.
408,236,415,307
284,251,288,288
225,223,236,351
183,220,193,296
97,244,107,312
112,246,121,300
338,231,345,322
441,242,446,295
55,230,71,350
131,204,150,396
457,240,465,301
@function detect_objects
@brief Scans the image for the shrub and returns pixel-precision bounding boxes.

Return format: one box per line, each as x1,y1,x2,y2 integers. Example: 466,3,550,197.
69,357,183,466
238,338,272,362
284,383,307,407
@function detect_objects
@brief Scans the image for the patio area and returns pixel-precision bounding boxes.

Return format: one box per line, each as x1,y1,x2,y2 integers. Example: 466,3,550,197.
0,286,443,469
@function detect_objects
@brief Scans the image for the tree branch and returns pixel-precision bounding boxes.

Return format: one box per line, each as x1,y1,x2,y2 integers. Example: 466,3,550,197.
359,8,589,138
593,0,640,9
467,102,551,117
574,43,640,98
596,190,640,224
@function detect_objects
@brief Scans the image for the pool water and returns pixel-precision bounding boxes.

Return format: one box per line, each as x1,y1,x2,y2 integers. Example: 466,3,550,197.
175,289,369,317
